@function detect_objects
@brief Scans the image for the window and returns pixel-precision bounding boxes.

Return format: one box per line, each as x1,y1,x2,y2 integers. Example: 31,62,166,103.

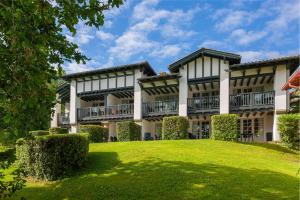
242,119,252,134
254,118,264,134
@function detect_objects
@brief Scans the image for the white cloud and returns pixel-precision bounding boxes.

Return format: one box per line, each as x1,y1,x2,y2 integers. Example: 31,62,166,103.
106,0,201,62
199,40,228,49
150,44,181,58
65,22,94,45
64,60,100,73
96,31,115,41
239,50,281,62
214,10,255,31
230,29,267,45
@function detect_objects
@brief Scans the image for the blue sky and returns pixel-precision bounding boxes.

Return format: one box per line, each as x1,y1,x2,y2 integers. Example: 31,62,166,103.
64,0,300,74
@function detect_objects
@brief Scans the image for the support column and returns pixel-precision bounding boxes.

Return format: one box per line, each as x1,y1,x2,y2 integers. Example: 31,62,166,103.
50,94,61,128
219,60,230,114
108,122,116,140
70,80,80,133
273,64,289,141
134,69,143,120
179,64,188,116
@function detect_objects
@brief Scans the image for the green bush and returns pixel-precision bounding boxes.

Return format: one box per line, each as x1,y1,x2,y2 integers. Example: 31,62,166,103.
278,113,300,149
116,121,141,141
16,134,89,181
49,127,68,134
29,130,49,136
211,114,238,141
79,125,108,143
162,116,189,140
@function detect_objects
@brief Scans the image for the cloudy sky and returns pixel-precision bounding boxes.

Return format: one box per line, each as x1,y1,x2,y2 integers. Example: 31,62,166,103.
64,0,300,74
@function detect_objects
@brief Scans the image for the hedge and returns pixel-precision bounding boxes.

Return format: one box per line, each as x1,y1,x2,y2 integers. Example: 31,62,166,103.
16,134,89,181
162,116,189,140
79,125,108,143
116,121,141,141
49,127,68,134
211,114,238,141
29,130,49,136
278,113,300,149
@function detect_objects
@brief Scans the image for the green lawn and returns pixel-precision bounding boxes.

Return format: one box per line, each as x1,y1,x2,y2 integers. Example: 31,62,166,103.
9,140,299,200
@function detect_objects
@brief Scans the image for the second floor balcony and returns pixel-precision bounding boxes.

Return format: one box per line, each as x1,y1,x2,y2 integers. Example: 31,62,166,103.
142,100,178,117
230,91,274,111
187,96,220,114
77,104,134,122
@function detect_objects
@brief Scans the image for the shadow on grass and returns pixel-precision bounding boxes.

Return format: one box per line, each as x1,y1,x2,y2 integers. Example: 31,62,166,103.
241,142,298,154
11,152,299,200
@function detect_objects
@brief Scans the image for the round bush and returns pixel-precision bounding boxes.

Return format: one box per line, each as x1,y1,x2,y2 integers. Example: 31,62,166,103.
116,121,141,141
211,114,238,141
16,134,89,181
79,125,108,143
162,116,189,140
278,113,300,149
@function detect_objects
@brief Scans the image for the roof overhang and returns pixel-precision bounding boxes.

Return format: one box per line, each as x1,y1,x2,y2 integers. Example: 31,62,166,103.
230,55,300,71
169,48,241,73
282,65,300,90
62,61,156,80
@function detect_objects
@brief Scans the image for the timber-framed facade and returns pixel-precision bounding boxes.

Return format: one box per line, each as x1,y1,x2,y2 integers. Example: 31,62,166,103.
51,48,300,142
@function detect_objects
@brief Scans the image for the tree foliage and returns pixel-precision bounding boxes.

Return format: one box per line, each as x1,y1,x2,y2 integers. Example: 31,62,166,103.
0,0,123,140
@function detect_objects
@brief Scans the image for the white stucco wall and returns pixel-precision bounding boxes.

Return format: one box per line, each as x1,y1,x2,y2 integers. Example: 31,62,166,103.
134,69,143,120
219,60,230,113
70,80,80,133
179,64,188,116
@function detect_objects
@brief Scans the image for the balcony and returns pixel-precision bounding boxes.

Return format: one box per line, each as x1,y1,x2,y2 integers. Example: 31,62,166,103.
187,96,220,114
230,91,274,111
77,104,134,122
58,113,70,126
142,101,178,117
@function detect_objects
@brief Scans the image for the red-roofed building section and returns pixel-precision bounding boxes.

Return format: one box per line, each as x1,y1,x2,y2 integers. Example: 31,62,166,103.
282,66,300,90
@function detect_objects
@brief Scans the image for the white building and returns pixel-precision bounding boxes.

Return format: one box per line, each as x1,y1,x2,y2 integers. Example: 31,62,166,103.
51,48,300,142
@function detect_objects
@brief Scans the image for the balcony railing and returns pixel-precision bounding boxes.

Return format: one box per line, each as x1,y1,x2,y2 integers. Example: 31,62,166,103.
230,91,274,111
58,113,70,126
187,96,220,114
142,101,178,117
77,104,134,121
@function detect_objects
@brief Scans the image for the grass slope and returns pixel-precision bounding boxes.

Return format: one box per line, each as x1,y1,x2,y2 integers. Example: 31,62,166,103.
9,140,299,200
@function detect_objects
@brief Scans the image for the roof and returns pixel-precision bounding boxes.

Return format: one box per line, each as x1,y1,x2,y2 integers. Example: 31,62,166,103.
169,48,241,72
138,73,180,83
282,65,300,90
62,61,156,80
230,55,300,70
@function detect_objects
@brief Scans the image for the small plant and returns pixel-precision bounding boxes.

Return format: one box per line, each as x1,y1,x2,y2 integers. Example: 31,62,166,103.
162,116,189,140
49,127,68,134
116,121,141,141
29,130,49,136
211,114,238,141
79,125,108,142
278,113,300,149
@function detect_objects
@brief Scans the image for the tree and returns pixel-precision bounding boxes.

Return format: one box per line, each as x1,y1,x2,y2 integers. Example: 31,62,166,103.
0,0,123,140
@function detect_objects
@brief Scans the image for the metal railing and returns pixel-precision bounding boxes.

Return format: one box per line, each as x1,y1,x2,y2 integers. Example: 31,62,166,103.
142,101,178,116
77,104,134,121
58,113,70,125
187,96,219,113
230,91,274,110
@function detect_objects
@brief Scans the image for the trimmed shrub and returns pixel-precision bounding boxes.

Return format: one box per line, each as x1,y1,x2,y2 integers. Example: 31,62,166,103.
116,121,141,141
211,114,238,141
29,130,49,136
162,116,189,140
49,127,68,134
278,113,300,149
79,125,108,143
16,134,89,181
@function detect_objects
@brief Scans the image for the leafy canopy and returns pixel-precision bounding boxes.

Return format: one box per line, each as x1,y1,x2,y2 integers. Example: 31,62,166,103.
0,0,123,140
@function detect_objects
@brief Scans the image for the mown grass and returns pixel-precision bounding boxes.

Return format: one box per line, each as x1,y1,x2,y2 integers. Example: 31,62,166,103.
7,140,300,200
